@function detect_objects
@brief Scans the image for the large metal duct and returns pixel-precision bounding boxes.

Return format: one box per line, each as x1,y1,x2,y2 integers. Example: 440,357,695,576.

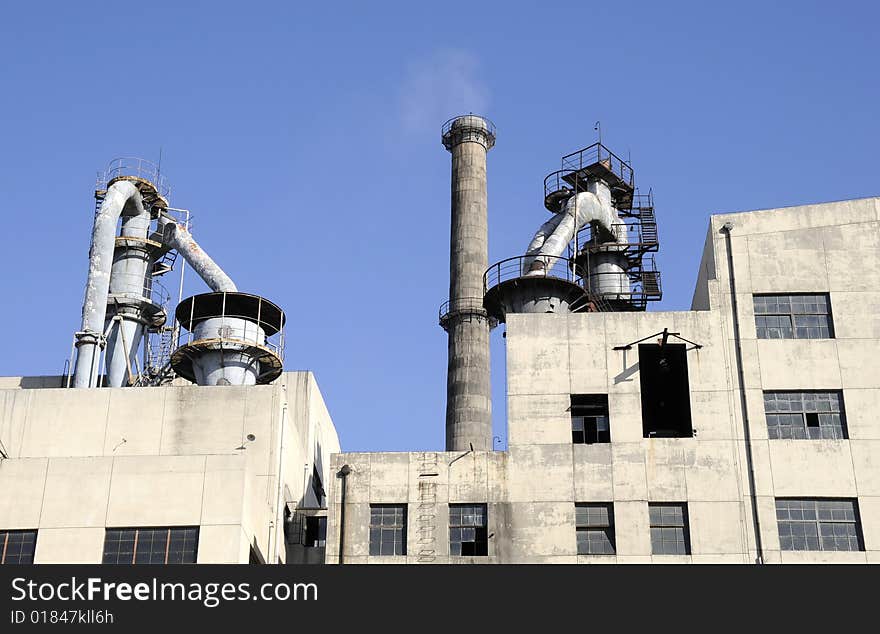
73,180,150,388
158,215,237,292
439,115,496,452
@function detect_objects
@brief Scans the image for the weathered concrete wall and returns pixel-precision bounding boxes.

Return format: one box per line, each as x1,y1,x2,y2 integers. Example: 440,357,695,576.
0,371,339,564
326,196,880,564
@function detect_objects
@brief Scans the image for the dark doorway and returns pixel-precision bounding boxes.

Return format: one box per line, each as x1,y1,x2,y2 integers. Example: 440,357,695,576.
639,343,693,438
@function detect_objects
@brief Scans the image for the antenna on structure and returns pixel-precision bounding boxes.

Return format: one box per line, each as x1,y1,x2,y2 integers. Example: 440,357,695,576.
594,121,601,146
157,147,163,182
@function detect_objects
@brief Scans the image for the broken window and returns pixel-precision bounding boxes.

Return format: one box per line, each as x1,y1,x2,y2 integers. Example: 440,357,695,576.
571,395,610,444
304,516,327,548
754,294,834,339
776,499,863,551
649,503,690,555
575,503,615,555
764,391,847,439
639,343,693,438
0,530,37,564
369,505,407,556
449,504,488,556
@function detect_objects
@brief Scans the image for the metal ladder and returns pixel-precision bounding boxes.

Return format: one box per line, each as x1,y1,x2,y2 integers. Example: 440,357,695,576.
416,452,439,563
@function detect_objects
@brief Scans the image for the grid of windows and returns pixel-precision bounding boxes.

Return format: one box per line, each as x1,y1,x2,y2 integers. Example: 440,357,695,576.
649,503,690,555
369,505,406,556
449,504,488,556
754,294,833,339
575,504,615,555
776,499,863,552
0,530,37,564
102,527,199,564
764,391,847,439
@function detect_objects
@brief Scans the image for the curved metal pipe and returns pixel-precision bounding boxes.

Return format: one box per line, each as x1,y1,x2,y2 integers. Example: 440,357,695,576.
73,180,147,388
158,216,237,292
522,190,619,274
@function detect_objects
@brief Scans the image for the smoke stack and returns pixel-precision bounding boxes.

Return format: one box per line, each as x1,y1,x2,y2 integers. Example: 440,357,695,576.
439,115,496,451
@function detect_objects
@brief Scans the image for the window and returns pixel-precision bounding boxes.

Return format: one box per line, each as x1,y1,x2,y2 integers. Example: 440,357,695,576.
575,503,615,555
304,516,327,548
649,503,690,555
0,530,37,564
571,395,610,444
776,499,863,552
754,294,834,339
102,527,199,564
449,504,488,556
369,505,407,556
764,391,847,439
639,344,694,438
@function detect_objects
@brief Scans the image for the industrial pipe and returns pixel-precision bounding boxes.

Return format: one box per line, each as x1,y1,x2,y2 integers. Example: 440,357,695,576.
522,189,618,271
73,180,148,388
158,216,237,292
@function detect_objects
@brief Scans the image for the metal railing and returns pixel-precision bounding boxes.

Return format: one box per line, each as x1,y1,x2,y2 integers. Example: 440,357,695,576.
175,294,285,364
107,271,172,310
441,115,497,149
483,254,588,294
438,297,487,323
560,142,633,188
97,157,172,200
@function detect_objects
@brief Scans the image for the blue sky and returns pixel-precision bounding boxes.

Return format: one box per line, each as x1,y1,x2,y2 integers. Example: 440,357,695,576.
0,1,876,452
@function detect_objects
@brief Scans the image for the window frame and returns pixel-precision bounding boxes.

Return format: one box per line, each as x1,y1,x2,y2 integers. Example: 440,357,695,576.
571,394,610,444
369,504,407,556
763,390,847,440
753,293,834,339
0,529,37,564
649,503,691,556
102,526,199,565
449,503,488,557
575,503,616,555
776,498,864,552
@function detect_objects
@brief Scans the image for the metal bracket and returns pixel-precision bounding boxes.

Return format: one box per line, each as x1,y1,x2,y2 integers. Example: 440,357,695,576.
613,327,703,351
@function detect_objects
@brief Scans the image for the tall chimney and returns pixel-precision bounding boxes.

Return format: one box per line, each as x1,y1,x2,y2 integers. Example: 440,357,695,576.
439,115,496,451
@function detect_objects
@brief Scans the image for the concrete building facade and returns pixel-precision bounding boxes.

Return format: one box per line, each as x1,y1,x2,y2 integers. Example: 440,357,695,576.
325,196,880,564
0,372,339,564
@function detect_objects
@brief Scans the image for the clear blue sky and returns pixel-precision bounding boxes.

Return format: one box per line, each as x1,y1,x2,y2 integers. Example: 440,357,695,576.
0,1,876,452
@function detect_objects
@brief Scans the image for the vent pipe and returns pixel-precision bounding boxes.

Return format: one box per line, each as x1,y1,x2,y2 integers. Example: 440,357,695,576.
73,180,154,388
439,115,496,452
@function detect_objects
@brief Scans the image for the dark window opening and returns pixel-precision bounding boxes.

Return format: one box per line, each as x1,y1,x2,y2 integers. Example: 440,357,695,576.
805,412,820,428
571,395,610,444
0,530,37,564
639,344,693,438
304,516,327,548
102,527,198,564
449,504,488,556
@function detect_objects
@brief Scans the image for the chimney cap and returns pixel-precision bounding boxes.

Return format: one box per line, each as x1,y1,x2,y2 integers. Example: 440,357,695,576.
442,115,496,151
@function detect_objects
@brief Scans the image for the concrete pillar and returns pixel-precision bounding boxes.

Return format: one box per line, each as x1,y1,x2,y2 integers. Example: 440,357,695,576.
441,115,496,451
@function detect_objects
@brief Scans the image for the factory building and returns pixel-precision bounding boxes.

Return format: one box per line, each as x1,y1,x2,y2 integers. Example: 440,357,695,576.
323,116,880,564
1,120,879,565
0,160,339,564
